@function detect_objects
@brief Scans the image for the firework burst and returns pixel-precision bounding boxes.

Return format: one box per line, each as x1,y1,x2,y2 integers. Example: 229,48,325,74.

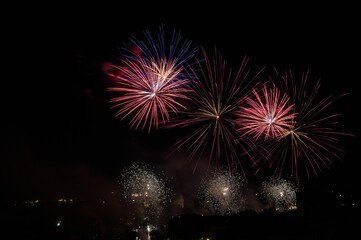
238,84,296,140
261,177,297,211
108,26,198,132
198,169,246,215
119,163,171,223
254,68,352,184
169,48,263,174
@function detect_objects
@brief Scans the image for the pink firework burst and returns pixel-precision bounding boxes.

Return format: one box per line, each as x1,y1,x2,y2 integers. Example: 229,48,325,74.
253,68,352,184
108,56,191,132
238,84,297,140
108,26,197,132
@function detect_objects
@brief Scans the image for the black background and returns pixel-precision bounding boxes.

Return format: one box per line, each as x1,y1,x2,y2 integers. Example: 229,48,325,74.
2,3,360,201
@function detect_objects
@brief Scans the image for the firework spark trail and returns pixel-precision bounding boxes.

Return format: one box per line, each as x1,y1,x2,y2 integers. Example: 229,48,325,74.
199,169,246,215
253,67,352,184
238,84,296,140
108,26,198,132
168,47,264,175
119,163,171,222
261,177,297,211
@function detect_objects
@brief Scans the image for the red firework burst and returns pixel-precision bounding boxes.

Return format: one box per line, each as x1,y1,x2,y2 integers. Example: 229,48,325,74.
237,84,297,140
108,56,191,132
253,68,352,184
107,26,197,132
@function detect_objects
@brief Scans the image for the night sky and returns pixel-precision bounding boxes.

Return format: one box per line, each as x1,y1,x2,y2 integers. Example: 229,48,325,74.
2,4,360,206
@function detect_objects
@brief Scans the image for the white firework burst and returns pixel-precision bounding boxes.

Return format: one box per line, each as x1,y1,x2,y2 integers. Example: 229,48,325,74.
119,163,171,223
199,169,246,215
261,177,297,211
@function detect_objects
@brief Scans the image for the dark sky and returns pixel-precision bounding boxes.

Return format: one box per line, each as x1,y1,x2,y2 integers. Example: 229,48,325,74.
2,4,360,201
